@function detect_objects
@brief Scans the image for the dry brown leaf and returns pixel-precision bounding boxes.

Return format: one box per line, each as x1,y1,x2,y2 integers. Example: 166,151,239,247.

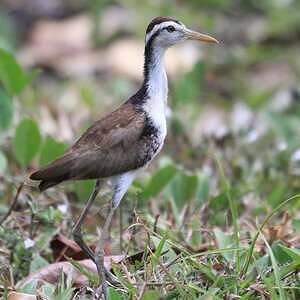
18,256,124,288
8,292,36,300
263,211,292,243
51,234,87,261
50,234,111,262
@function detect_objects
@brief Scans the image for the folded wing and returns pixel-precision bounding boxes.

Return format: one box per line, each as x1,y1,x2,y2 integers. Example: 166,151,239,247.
30,103,146,191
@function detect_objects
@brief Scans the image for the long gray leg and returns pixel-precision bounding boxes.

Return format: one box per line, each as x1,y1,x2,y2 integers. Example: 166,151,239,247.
72,180,101,261
94,205,116,299
72,180,119,288
94,171,137,299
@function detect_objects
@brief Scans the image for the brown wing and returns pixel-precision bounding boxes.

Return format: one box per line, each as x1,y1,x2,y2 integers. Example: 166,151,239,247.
30,103,146,191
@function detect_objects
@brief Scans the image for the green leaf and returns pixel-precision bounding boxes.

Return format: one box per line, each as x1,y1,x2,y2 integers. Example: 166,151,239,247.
171,171,198,208
279,244,300,262
0,48,33,95
41,282,56,298
214,228,234,262
39,136,66,166
73,179,96,202
0,89,13,129
271,241,292,265
141,290,160,300
13,118,41,167
141,164,177,200
266,184,286,207
67,257,98,285
292,219,300,235
0,150,7,173
261,233,286,300
151,234,167,269
174,62,206,104
196,173,209,206
18,280,38,295
30,254,49,273
108,287,124,300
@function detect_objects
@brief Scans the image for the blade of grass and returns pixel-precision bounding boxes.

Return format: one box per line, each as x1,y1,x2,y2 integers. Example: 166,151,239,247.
151,233,167,269
260,232,286,300
65,257,98,285
111,264,137,295
241,194,300,276
148,246,188,298
191,247,244,258
215,156,240,273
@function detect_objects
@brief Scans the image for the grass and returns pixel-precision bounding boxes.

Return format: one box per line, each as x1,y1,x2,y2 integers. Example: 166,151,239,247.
3,188,297,299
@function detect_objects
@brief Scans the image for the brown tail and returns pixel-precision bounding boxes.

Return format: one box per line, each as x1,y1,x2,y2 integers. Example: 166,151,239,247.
29,153,75,191
30,170,62,192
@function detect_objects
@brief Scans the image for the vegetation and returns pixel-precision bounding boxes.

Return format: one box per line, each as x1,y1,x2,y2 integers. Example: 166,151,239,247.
1,0,300,299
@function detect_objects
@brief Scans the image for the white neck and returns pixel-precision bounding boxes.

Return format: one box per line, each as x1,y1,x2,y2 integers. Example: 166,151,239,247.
142,45,168,139
145,46,168,104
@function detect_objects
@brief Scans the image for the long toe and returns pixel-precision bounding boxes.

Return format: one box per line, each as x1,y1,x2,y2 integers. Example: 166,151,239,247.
94,281,108,300
104,268,121,286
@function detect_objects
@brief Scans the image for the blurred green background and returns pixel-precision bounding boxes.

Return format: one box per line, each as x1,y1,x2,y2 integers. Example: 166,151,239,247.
1,0,300,299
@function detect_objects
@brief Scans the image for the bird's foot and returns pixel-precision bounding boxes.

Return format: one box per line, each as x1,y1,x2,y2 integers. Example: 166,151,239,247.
104,268,121,286
93,267,122,299
94,280,108,300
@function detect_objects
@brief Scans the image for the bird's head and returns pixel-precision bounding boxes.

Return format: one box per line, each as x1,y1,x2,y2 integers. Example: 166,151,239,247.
145,17,219,48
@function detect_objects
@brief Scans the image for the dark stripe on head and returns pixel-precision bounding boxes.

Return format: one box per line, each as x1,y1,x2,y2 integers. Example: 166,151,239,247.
128,28,161,106
146,16,181,34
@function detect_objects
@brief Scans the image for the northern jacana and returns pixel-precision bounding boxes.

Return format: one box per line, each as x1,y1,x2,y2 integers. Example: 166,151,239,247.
30,16,218,298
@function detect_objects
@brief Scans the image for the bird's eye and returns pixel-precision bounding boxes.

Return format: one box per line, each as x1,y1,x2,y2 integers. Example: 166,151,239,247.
166,25,176,33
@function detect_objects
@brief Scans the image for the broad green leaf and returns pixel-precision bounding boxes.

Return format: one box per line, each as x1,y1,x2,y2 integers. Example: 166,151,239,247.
141,164,177,200
0,150,7,173
278,246,300,279
292,219,300,235
279,244,300,262
73,179,96,202
271,241,292,264
18,280,38,294
108,288,123,300
255,254,270,274
30,254,49,273
210,192,228,210
196,173,209,206
214,229,234,262
141,290,160,300
0,48,33,95
266,184,286,207
174,62,206,104
171,171,198,208
0,89,13,129
191,219,202,247
39,136,66,166
13,118,41,167
41,283,56,298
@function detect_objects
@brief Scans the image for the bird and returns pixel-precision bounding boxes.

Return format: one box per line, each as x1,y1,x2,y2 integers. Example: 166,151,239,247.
30,16,218,299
